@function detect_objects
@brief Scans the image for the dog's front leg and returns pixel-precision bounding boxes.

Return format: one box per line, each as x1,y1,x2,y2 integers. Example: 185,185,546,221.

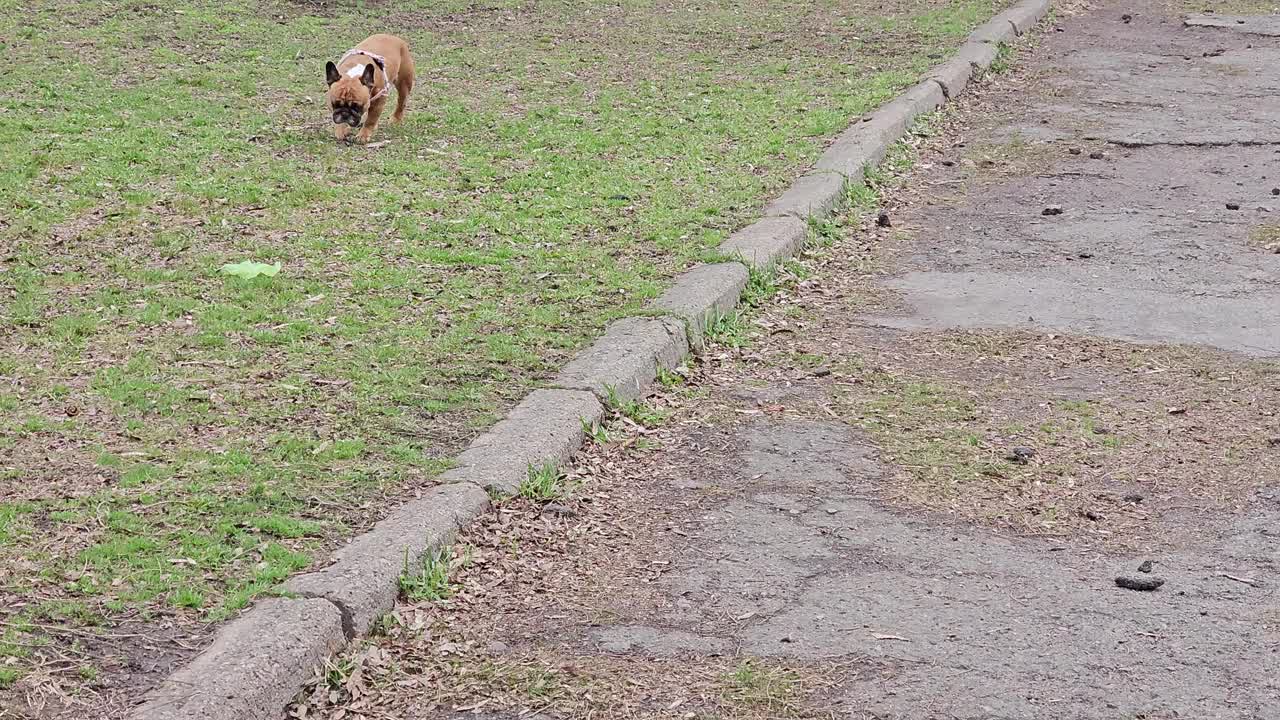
356,99,386,143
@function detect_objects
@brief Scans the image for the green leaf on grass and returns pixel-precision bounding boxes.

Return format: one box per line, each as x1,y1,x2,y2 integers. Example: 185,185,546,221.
221,261,282,280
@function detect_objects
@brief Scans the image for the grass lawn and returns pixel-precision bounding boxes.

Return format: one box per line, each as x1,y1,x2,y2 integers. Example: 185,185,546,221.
0,0,1009,708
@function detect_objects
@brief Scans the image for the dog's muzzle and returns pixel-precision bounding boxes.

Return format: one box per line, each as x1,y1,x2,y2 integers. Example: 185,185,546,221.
332,108,364,128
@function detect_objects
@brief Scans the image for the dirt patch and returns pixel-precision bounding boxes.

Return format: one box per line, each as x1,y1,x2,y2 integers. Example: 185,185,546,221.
826,328,1280,546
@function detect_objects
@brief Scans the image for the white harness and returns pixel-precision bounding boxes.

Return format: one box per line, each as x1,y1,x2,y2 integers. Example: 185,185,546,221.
338,48,393,101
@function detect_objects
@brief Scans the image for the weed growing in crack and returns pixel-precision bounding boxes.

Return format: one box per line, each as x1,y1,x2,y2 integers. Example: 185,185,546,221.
371,612,397,637
704,312,751,349
656,366,685,389
808,217,842,248
911,110,943,138
323,656,358,691
989,42,1016,74
581,417,611,445
519,462,567,501
603,387,671,427
399,547,453,602
744,267,778,306
846,178,883,213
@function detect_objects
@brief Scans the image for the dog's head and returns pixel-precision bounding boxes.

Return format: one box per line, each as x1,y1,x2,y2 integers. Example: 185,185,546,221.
325,61,376,127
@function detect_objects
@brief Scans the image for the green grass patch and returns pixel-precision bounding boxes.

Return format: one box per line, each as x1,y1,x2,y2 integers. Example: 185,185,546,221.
519,462,568,501
399,547,454,602
604,388,672,428
723,660,801,710
1248,222,1280,250
989,42,1016,74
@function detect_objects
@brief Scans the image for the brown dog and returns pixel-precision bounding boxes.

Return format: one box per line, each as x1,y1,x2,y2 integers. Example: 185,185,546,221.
325,34,415,143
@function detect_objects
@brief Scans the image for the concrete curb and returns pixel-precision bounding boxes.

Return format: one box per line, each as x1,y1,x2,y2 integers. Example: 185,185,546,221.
763,170,848,219
129,598,345,720
439,388,605,494
1006,2,1050,35
816,80,946,180
720,216,810,271
929,42,1000,99
551,316,689,403
283,482,491,637
650,262,751,349
125,2,1052,717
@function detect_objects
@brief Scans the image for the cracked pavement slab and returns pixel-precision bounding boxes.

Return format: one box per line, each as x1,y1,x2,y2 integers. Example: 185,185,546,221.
298,3,1280,719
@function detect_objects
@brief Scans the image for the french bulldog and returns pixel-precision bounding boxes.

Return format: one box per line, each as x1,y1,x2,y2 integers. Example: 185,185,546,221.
325,34,415,143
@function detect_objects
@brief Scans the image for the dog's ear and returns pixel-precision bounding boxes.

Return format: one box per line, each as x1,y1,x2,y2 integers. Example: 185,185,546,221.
325,61,340,86
360,63,376,89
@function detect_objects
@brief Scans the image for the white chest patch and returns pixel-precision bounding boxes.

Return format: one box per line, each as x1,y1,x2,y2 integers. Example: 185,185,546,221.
346,64,365,79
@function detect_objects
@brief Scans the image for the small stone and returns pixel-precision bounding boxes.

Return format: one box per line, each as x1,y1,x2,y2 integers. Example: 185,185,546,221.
1089,151,1106,160
876,211,892,228
1068,147,1083,155
1270,188,1279,196
1121,13,1133,22
1077,251,1094,259
1006,447,1035,464
486,640,512,655
1138,560,1154,573
1226,203,1241,210
1083,510,1103,522
941,159,956,167
1042,205,1064,216
1116,576,1165,592
1122,491,1146,503
1092,425,1111,435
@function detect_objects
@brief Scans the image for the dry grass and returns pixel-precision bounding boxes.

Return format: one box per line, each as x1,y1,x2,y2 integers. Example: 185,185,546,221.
830,329,1280,545
1247,222,1280,253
